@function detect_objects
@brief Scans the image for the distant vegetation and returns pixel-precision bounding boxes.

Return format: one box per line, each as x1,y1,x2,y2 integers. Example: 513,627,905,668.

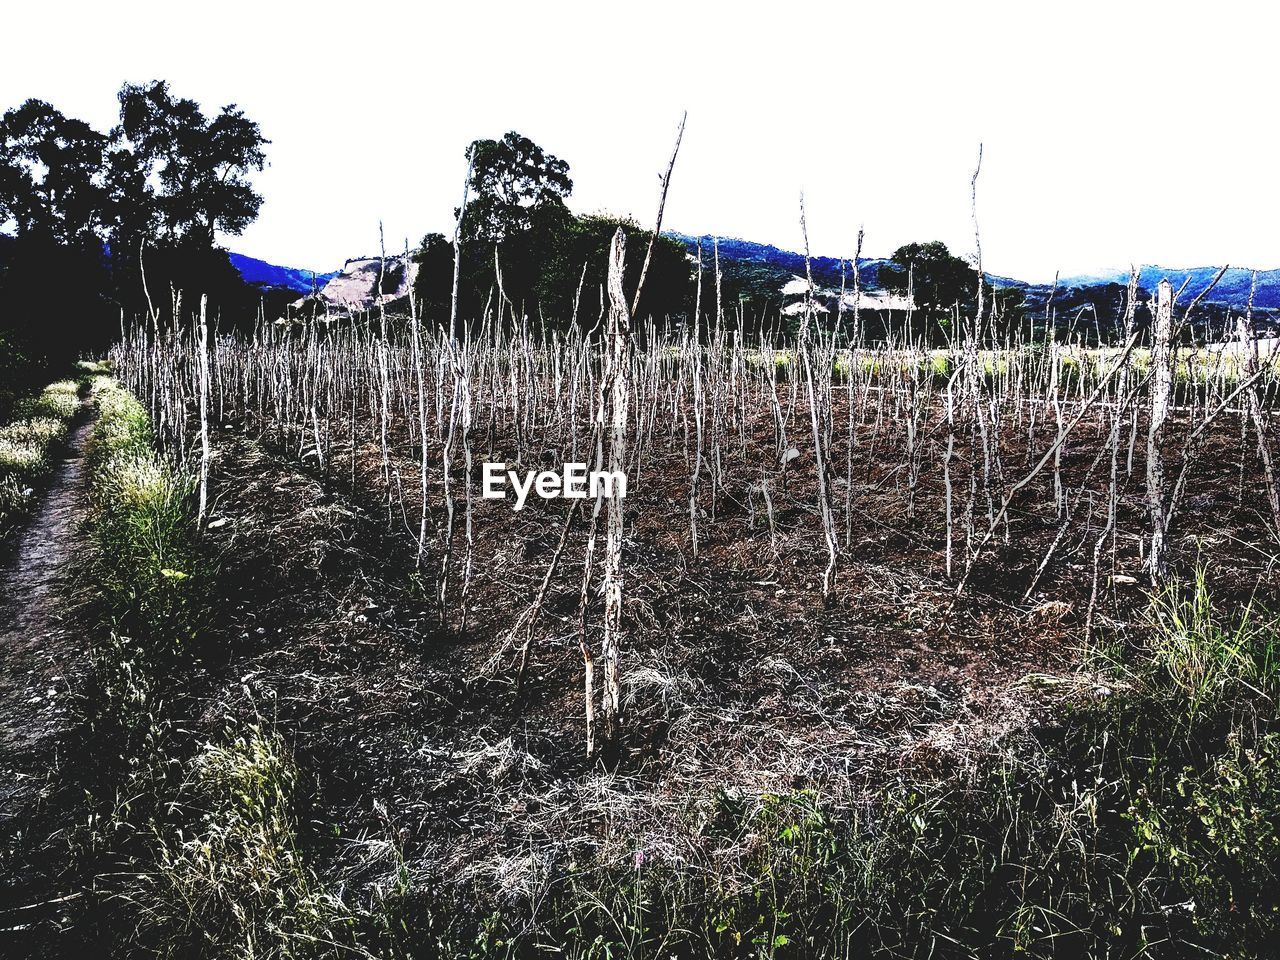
413,131,692,326
0,82,269,367
3,86,1267,378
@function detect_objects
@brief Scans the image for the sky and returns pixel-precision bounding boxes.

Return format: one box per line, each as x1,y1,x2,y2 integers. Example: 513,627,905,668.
4,0,1278,283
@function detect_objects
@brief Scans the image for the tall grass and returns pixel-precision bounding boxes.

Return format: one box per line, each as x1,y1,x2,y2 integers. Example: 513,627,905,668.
397,575,1280,959
0,376,82,536
124,725,363,960
86,376,201,646
1147,567,1279,724
81,377,389,960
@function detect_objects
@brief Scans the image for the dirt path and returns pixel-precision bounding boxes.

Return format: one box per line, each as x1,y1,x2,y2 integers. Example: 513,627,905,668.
0,409,94,939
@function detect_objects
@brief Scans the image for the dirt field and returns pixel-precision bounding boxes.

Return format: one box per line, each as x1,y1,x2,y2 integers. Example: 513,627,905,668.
172,389,1275,911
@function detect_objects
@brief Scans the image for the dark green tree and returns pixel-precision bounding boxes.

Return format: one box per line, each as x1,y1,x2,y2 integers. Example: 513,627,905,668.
462,131,572,246
879,242,979,315
0,100,112,365
115,81,267,248
411,133,691,329
0,83,270,364
537,214,691,323
0,99,109,243
880,241,1029,343
411,232,457,319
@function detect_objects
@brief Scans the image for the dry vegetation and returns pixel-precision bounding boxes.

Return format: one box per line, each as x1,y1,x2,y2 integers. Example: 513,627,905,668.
48,245,1280,957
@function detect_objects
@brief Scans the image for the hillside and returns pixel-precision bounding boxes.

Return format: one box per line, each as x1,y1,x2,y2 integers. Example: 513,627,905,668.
229,238,1280,337
227,252,338,294
1060,265,1280,310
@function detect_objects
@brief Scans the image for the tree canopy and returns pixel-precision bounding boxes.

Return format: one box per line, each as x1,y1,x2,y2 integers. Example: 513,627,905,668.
116,81,267,247
0,100,110,245
0,82,269,366
879,240,1026,343
879,241,980,315
463,132,573,245
415,132,691,328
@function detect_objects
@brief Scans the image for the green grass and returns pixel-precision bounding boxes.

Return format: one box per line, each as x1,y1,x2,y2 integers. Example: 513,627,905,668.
122,725,366,960
402,572,1280,959
86,376,201,645
0,377,82,537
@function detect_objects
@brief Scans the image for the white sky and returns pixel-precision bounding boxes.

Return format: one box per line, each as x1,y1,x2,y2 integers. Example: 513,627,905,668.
4,0,1277,283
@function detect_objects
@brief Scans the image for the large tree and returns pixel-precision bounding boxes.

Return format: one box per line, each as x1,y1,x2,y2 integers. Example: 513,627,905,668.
115,80,268,248
880,241,1027,343
879,241,980,316
0,82,269,365
0,99,109,244
463,131,572,246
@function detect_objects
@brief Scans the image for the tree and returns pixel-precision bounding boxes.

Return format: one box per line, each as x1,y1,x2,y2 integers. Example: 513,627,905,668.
0,100,113,364
879,241,1034,344
880,241,979,315
462,131,572,245
409,133,691,329
115,80,268,248
880,241,1006,344
537,214,691,324
411,232,456,319
0,83,269,364
0,99,109,244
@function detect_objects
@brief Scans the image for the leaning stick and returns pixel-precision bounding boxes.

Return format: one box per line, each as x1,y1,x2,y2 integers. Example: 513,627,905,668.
957,329,1143,593
630,111,687,319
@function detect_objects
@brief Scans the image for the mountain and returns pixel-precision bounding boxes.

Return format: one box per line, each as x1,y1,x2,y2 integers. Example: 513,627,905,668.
228,252,338,295
668,232,888,291
312,255,417,311
1058,266,1280,310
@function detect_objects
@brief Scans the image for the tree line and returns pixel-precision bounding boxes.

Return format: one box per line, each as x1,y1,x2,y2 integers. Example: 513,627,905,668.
0,81,269,366
2,83,1039,370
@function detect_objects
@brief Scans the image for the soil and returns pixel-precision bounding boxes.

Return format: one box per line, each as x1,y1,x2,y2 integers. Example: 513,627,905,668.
0,410,94,946
170,398,1279,907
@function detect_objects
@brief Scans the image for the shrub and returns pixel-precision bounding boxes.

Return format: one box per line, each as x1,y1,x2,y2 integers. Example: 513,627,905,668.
126,726,358,960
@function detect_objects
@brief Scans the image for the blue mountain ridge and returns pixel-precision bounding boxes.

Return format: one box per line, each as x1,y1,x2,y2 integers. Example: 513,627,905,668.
669,233,889,289
228,240,1280,310
228,252,338,294
1058,266,1280,309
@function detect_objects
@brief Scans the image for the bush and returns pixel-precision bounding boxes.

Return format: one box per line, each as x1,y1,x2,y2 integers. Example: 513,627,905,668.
126,726,359,960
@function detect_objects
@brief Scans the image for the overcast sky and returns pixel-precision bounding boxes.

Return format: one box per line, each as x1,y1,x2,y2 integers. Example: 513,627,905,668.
5,1,1277,282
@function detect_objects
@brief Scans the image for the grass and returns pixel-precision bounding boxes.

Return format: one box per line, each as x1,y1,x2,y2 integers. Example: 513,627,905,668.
385,571,1280,958
86,376,201,645
79,376,389,960
0,376,82,537
123,725,364,960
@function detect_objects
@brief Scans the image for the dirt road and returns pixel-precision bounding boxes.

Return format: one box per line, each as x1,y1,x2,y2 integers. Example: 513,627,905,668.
0,410,94,949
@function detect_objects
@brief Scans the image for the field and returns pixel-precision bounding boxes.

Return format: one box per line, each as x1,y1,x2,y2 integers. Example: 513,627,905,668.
4,273,1280,958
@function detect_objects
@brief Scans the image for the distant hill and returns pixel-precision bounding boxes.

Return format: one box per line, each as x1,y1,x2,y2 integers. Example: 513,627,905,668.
228,252,337,295
229,236,1279,337
668,232,887,290
1058,266,1280,310
668,232,1030,301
